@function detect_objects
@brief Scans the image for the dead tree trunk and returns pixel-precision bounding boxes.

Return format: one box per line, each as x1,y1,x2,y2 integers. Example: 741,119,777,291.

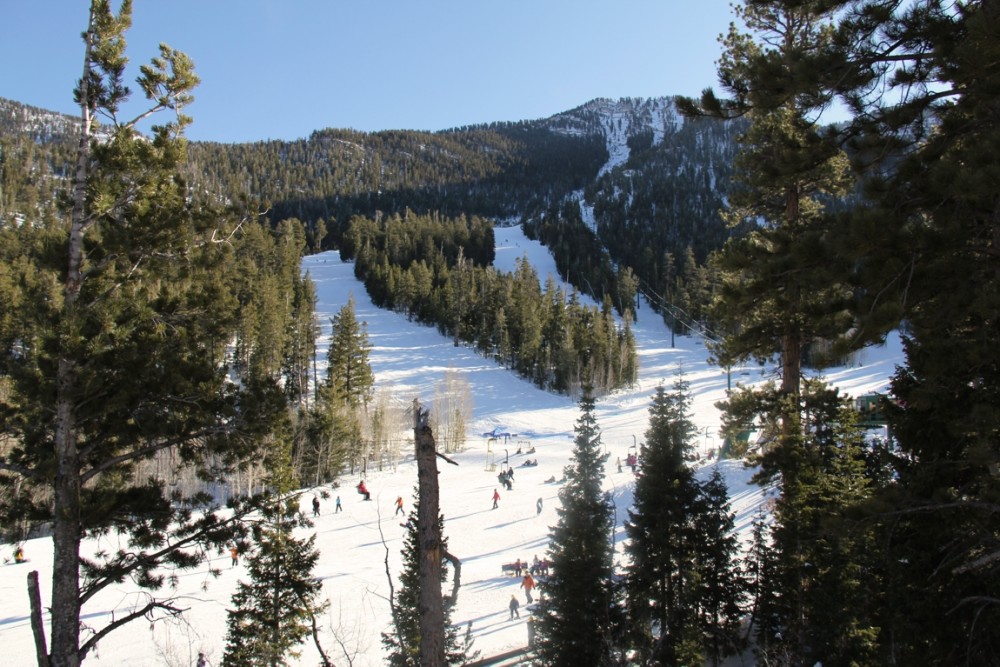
414,399,445,667
28,571,50,667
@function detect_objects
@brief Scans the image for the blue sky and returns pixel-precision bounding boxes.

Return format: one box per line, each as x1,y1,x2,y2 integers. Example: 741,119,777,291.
2,1,736,143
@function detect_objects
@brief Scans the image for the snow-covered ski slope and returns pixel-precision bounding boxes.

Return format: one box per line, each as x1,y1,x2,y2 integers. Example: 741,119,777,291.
0,225,902,666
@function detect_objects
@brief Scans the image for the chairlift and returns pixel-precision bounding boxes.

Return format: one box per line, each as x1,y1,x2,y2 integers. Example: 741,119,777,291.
485,436,497,471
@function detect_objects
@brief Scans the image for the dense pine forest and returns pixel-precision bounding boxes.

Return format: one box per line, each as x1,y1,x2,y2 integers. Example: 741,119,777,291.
2,0,999,664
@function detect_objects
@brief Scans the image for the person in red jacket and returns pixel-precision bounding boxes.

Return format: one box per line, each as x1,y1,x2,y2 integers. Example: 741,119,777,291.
357,480,371,501
492,488,501,509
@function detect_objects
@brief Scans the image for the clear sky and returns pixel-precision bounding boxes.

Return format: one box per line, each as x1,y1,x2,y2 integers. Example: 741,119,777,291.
2,1,736,143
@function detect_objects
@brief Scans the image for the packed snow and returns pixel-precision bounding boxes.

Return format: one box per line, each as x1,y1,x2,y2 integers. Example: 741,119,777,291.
0,225,902,666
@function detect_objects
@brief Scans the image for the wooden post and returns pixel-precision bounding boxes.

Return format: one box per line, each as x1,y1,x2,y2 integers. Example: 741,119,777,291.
413,399,445,667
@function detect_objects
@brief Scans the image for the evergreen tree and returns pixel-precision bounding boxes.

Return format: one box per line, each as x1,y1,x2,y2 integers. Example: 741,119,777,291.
381,497,464,666
0,3,286,663
624,382,703,665
823,2,1000,660
308,295,374,479
768,381,879,665
694,468,746,666
624,381,744,665
223,438,329,667
742,509,783,665
680,2,862,661
325,294,375,407
534,388,617,666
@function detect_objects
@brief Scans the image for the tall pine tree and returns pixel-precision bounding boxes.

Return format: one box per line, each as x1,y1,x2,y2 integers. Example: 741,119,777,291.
301,295,375,482
822,1,1000,661
681,2,863,661
624,380,744,665
534,388,617,666
0,3,286,664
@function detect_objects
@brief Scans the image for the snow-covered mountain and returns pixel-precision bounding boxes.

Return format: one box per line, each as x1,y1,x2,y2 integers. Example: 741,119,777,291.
543,97,684,176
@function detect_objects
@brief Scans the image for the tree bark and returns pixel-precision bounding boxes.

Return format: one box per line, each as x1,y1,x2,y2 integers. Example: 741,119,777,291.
414,399,445,667
48,6,98,665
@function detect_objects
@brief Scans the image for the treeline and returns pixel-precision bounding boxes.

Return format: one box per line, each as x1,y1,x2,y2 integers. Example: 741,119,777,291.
345,210,638,395
185,121,608,248
523,199,641,321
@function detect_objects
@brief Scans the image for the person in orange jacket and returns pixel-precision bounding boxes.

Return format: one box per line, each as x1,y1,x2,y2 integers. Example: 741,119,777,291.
521,572,536,603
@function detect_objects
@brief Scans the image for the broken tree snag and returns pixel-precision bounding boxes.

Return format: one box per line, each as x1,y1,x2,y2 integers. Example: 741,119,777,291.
28,570,50,667
413,398,445,667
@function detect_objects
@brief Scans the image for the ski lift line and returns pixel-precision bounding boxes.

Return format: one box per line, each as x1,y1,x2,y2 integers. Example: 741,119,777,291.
636,280,723,344
638,280,722,342
640,282,724,344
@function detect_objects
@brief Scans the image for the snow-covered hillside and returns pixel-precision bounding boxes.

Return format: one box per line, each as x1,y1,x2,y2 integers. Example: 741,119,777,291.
0,226,902,666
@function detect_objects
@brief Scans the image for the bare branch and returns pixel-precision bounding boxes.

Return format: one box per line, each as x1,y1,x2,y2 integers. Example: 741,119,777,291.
78,597,186,662
442,549,462,614
379,505,407,661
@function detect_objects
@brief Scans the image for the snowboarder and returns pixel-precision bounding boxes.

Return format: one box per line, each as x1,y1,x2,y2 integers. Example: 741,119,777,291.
13,546,25,563
521,573,536,603
312,495,320,517
492,488,500,509
335,495,342,512
536,497,543,515
395,496,404,516
509,594,520,620
357,480,371,501
229,545,239,567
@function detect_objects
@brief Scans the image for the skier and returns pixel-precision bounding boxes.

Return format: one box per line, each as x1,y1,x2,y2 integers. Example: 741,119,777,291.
357,480,371,501
312,495,321,517
492,488,501,509
536,497,543,515
509,594,520,620
229,545,239,567
335,495,342,513
521,572,536,603
13,545,25,563
196,652,209,667
395,496,404,516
